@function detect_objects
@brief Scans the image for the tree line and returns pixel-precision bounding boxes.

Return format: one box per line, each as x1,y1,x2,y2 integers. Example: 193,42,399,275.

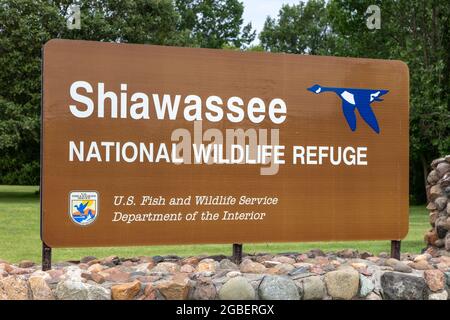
0,0,448,203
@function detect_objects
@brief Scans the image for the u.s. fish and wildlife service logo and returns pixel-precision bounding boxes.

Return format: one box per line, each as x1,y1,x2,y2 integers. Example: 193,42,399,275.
69,191,98,226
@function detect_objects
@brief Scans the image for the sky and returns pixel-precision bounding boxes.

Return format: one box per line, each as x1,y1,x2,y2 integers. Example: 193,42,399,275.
241,0,304,44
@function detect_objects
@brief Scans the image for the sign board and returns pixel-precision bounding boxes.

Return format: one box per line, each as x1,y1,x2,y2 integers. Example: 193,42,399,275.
41,39,409,247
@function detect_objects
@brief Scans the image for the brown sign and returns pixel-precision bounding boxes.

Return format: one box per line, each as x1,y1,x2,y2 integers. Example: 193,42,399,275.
41,39,409,247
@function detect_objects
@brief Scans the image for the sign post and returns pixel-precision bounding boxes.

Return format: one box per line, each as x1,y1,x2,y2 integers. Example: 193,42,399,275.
42,242,52,271
41,40,409,265
232,243,243,264
390,240,401,260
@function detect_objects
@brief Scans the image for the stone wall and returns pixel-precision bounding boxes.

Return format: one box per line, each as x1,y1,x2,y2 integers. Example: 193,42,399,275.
1,251,449,300
424,155,450,254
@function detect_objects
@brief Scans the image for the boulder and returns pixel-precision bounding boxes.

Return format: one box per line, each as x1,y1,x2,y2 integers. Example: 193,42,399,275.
324,268,359,300
29,276,54,300
197,259,218,273
180,264,195,273
111,280,141,300
271,263,295,275
219,259,238,270
0,276,30,300
191,278,216,300
298,276,325,300
218,276,255,300
436,162,450,177
381,272,426,300
424,269,445,292
392,261,413,273
359,275,375,297
428,291,448,300
429,185,443,201
239,259,266,274
157,274,190,300
18,260,35,269
258,275,300,300
271,256,296,265
151,262,180,274
435,197,448,211
56,279,110,300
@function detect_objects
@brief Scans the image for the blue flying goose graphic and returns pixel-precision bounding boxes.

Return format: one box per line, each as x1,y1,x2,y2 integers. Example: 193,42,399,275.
307,84,389,134
75,201,89,214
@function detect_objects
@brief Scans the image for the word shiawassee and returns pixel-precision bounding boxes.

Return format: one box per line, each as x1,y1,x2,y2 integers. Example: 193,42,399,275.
69,81,287,124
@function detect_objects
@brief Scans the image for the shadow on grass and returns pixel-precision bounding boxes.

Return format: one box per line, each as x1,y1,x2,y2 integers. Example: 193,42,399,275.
0,186,39,201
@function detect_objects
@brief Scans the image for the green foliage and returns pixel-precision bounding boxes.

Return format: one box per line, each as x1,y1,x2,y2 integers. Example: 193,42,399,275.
260,0,335,55
0,0,253,184
261,0,450,203
1,0,448,203
175,0,255,48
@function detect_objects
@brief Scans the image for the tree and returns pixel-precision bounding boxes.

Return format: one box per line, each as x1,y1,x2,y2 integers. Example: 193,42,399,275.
327,0,450,203
0,0,186,185
0,0,62,184
260,0,335,55
260,0,450,203
0,0,256,184
175,0,255,48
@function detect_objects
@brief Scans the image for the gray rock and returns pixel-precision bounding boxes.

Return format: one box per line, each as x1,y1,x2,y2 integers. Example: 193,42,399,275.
56,280,110,300
431,157,446,169
427,170,440,184
87,285,111,300
384,258,399,267
446,233,450,251
444,186,450,195
239,259,266,273
392,261,413,273
428,291,448,300
191,279,217,300
359,275,374,297
360,251,373,259
430,185,443,201
226,271,241,278
150,262,180,274
337,249,359,259
80,256,97,264
218,276,255,300
435,197,448,211
436,162,450,176
299,276,325,300
152,256,164,264
134,262,152,273
381,272,426,300
436,225,448,239
365,292,382,300
307,249,326,257
258,275,300,300
56,280,88,300
63,266,83,281
324,267,359,300
272,263,295,274
219,259,238,270
288,266,310,276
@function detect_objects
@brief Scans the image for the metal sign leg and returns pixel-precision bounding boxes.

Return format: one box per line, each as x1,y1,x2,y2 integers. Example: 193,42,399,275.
390,240,401,260
232,243,243,265
42,242,52,271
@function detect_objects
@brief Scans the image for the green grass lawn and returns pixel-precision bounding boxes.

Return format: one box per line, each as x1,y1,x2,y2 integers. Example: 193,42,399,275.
0,185,430,263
